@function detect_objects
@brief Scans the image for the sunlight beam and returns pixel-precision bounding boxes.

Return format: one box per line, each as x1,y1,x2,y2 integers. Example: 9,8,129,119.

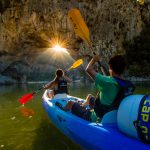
53,44,69,54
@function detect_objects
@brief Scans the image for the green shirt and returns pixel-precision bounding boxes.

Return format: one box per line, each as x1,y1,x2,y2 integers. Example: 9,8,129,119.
91,73,119,122
95,73,119,105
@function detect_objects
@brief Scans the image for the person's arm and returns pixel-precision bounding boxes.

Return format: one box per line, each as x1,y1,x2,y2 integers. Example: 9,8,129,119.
64,75,72,83
100,66,107,76
43,80,57,89
86,55,100,80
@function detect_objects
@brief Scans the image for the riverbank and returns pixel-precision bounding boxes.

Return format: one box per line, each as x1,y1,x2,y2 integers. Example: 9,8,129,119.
126,77,150,82
0,75,19,85
0,76,150,85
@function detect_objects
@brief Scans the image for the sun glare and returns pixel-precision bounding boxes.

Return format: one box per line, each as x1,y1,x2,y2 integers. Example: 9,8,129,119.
53,44,68,53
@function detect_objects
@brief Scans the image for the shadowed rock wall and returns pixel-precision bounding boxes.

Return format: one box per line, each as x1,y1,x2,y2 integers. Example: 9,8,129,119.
0,0,149,83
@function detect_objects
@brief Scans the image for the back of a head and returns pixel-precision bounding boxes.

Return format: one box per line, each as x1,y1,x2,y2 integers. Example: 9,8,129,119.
56,69,64,78
108,55,126,75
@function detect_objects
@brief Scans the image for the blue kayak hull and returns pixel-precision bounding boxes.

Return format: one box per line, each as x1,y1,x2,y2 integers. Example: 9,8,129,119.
42,95,150,150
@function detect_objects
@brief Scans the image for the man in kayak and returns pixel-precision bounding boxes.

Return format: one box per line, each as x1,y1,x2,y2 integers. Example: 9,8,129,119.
63,54,134,122
43,69,72,99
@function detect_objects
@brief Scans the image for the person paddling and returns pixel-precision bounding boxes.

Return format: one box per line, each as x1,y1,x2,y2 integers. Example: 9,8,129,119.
43,69,72,99
63,54,135,122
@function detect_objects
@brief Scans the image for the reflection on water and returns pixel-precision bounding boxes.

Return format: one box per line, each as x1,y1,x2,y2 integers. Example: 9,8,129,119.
21,107,35,118
0,82,149,150
134,82,150,95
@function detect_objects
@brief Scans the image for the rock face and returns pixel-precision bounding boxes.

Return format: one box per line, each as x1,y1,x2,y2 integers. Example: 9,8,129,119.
0,74,19,85
0,0,150,83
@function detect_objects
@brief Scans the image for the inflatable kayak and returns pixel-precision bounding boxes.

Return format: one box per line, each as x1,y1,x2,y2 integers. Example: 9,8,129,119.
42,90,150,150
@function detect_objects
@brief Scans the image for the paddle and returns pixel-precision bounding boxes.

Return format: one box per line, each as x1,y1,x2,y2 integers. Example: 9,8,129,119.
19,59,83,104
68,8,109,75
19,87,43,105
137,0,144,5
68,59,83,70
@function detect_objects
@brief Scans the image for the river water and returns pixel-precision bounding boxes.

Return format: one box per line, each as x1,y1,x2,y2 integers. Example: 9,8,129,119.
0,82,150,150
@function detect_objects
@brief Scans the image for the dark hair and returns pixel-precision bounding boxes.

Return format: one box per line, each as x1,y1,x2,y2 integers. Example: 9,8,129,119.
56,69,64,77
108,55,126,75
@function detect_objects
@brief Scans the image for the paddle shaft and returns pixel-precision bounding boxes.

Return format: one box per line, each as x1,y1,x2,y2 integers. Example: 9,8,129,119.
68,9,109,75
88,42,109,76
33,87,44,94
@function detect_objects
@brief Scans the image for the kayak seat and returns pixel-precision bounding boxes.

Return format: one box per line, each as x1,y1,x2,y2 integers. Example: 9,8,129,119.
54,94,67,99
101,110,117,124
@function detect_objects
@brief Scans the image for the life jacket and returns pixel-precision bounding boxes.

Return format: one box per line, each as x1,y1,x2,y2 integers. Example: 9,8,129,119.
54,77,68,94
111,77,135,110
94,77,135,118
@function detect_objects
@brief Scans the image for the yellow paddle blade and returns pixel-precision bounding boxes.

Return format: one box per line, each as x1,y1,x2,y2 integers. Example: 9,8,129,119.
68,9,91,45
68,59,83,70
137,0,144,5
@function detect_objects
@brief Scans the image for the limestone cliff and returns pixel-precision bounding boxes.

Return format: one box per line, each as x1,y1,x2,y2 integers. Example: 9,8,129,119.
0,0,150,83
